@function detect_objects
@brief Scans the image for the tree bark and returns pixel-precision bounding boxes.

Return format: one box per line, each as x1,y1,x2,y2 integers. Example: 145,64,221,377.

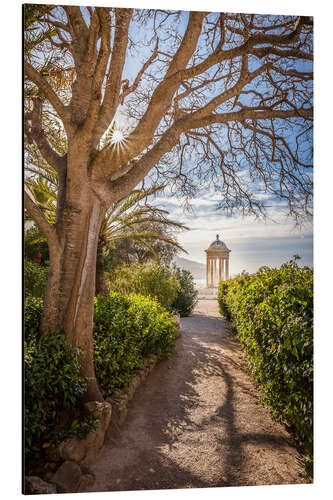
95,245,108,297
24,8,313,405
40,188,106,402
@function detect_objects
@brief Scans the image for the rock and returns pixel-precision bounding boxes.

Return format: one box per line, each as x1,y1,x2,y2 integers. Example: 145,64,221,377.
77,473,95,492
106,394,128,406
112,399,128,426
126,375,141,401
44,471,54,482
149,354,158,364
56,401,112,467
80,401,112,466
134,368,146,382
58,436,86,463
51,461,82,493
146,354,158,374
105,394,129,434
25,476,57,495
117,405,128,426
44,461,58,472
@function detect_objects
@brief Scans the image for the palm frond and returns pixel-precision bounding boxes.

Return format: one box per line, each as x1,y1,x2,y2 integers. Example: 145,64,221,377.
111,230,188,254
107,184,166,220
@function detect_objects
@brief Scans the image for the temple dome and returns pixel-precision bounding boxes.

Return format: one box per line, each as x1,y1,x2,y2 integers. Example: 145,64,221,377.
208,234,230,251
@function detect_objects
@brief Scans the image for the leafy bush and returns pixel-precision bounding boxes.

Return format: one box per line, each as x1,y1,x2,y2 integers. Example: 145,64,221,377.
24,226,50,264
218,259,313,466
171,267,198,317
24,295,43,340
108,262,180,311
94,292,177,396
24,282,178,466
24,258,48,298
24,299,95,468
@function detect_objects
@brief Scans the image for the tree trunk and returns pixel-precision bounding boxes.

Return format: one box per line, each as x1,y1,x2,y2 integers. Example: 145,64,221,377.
95,245,108,297
41,193,106,402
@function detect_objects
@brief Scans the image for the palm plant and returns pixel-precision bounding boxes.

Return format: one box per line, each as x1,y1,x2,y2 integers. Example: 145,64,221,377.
95,186,188,295
25,170,57,222
25,169,188,296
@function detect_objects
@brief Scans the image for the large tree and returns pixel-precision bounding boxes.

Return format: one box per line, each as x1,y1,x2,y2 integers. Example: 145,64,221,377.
24,5,313,401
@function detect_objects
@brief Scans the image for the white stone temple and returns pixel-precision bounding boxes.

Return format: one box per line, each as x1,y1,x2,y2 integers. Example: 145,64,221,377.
205,234,231,288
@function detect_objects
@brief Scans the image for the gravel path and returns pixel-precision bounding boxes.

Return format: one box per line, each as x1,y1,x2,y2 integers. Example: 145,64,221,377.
85,299,305,493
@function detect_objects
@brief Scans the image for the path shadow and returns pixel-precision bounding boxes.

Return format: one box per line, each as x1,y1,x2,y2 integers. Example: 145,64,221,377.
93,313,301,493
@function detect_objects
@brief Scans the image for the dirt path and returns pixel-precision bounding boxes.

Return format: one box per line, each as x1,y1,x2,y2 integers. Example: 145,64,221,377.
85,299,305,493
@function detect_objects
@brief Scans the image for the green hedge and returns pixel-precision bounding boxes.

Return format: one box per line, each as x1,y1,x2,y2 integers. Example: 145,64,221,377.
94,292,176,396
218,259,313,466
107,262,180,311
24,297,93,468
171,267,198,317
24,290,177,466
24,258,48,298
24,295,44,341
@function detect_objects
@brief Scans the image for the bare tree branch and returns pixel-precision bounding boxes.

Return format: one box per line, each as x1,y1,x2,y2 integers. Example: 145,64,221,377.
117,11,206,162
25,98,67,174
94,8,132,143
25,9,313,217
24,61,71,129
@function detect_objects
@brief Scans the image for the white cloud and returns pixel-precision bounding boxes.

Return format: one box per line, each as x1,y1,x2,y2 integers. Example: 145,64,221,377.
153,193,313,273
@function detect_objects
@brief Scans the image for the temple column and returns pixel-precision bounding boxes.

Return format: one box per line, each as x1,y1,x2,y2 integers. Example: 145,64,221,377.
210,258,214,287
225,258,229,280
218,258,222,282
206,257,209,287
213,259,216,286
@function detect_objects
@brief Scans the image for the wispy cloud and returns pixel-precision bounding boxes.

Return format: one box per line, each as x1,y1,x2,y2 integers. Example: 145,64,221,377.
152,192,313,274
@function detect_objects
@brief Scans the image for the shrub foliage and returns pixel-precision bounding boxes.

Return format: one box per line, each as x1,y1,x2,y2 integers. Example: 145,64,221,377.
94,292,176,396
171,266,198,317
218,259,313,462
24,298,92,467
24,258,48,298
108,262,179,311
24,289,177,465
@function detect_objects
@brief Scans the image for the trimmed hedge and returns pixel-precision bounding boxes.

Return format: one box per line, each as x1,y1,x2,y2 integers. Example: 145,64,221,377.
93,292,177,396
218,259,313,466
24,288,177,466
108,262,180,311
24,290,177,465
24,297,93,467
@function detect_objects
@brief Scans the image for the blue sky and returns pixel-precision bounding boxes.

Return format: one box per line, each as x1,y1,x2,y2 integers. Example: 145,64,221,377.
25,4,314,278
114,7,313,275
153,188,313,275
3,1,330,499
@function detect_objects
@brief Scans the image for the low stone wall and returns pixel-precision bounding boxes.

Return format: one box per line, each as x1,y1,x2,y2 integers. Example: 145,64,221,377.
106,314,180,437
105,354,158,433
25,401,112,494
24,314,181,494
197,287,218,300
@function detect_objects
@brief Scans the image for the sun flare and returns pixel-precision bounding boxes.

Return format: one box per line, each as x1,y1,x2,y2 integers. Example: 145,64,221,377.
111,129,126,145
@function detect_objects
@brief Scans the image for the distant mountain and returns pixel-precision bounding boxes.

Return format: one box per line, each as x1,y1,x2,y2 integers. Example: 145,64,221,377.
173,256,206,280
